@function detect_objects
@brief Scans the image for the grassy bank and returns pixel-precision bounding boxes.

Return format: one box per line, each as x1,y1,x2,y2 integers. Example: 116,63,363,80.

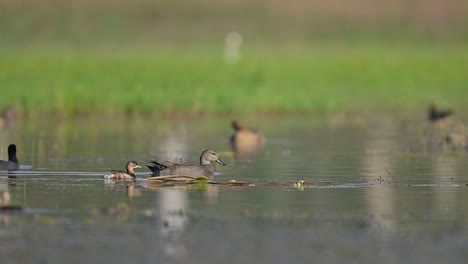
1,46,467,116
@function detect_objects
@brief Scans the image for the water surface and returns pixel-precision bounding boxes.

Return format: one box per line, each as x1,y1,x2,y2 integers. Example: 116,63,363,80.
1,114,468,263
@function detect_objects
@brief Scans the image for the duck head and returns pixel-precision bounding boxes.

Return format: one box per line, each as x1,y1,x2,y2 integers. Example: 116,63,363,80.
200,149,226,166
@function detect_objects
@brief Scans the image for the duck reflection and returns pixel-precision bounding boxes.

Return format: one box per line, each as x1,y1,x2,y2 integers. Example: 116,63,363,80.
126,183,142,199
0,190,23,224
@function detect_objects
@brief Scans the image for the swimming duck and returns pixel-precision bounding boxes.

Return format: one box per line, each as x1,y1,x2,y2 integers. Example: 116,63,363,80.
0,144,19,171
147,149,226,176
103,161,141,180
428,104,454,127
230,120,265,153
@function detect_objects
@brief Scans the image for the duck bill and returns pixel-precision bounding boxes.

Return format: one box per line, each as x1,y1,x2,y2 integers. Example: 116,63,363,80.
134,165,142,169
215,159,226,166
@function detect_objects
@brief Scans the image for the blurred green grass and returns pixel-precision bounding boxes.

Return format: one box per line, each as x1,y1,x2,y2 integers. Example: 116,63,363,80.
1,0,468,115
1,46,467,115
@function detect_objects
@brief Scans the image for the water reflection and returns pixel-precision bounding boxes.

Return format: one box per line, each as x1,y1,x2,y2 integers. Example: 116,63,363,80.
431,154,460,217
159,189,188,258
126,183,134,198
158,123,190,259
203,184,220,204
361,118,397,231
0,115,468,263
360,118,398,263
0,187,24,224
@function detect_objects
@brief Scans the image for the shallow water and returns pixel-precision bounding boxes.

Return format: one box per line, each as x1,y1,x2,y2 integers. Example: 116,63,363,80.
1,114,468,263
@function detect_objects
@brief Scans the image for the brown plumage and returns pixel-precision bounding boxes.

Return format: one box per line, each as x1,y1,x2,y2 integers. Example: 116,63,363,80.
230,120,265,154
103,161,141,180
147,149,226,176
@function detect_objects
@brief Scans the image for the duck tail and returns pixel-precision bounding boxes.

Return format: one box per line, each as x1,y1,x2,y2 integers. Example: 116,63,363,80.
146,161,167,175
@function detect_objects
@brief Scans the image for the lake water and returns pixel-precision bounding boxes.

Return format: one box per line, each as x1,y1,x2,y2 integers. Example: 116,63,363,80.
1,114,468,263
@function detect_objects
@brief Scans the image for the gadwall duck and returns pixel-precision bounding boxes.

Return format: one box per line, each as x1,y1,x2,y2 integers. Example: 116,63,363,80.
0,144,19,171
147,149,226,176
103,161,141,180
230,120,265,153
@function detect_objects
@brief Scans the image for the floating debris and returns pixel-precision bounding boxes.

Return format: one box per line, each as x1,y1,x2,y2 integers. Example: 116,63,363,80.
143,175,333,188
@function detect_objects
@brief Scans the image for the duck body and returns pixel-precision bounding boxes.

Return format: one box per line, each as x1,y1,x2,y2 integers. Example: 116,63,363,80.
147,149,225,176
230,120,265,153
428,104,455,128
0,144,19,171
429,104,453,122
425,104,467,147
147,161,212,176
103,161,141,180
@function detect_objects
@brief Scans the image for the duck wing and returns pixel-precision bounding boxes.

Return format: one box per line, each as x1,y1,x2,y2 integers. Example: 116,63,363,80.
147,160,197,175
165,161,197,167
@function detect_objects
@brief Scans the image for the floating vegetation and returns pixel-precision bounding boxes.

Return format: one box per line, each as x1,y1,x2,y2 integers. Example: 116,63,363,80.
293,180,305,187
293,180,305,190
143,175,333,188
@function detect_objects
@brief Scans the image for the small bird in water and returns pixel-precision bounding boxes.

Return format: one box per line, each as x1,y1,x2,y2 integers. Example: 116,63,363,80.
425,104,466,147
230,120,265,154
147,149,226,176
428,104,453,123
103,161,141,180
0,144,19,171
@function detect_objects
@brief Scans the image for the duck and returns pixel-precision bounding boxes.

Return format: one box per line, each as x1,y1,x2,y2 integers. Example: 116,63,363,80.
0,144,19,171
147,149,226,176
230,120,265,153
428,104,454,127
103,161,141,180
